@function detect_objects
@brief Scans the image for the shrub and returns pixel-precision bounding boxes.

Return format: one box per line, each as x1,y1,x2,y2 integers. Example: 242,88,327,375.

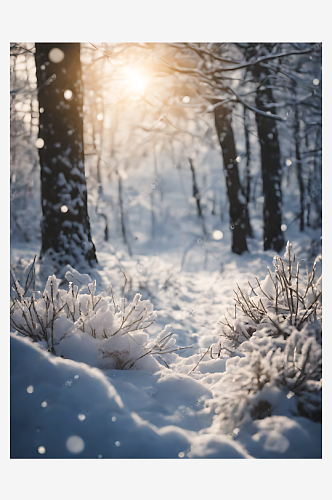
10,260,190,370
219,242,321,344
205,242,322,430
208,325,322,433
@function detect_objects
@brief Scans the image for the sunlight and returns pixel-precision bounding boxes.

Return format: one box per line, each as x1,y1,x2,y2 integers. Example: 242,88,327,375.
123,66,147,95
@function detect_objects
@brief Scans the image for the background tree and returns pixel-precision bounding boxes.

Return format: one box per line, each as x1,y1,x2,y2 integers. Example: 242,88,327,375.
146,42,320,253
246,43,285,251
12,42,320,273
35,43,97,268
214,103,248,254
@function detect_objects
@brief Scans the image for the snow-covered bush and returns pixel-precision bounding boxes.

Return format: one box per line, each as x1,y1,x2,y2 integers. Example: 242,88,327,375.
10,260,189,371
208,324,322,433
218,242,321,344
204,242,322,432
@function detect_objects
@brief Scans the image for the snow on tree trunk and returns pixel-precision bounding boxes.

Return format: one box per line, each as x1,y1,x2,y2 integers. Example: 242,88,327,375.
35,43,97,268
214,105,248,255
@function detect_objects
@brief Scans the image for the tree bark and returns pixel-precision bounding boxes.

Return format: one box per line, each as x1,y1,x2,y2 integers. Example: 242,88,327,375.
243,105,253,237
214,105,248,255
189,157,203,218
294,104,305,231
35,43,97,268
254,79,284,252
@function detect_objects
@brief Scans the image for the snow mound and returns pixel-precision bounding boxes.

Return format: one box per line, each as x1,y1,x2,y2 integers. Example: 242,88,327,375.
11,334,175,458
10,333,252,459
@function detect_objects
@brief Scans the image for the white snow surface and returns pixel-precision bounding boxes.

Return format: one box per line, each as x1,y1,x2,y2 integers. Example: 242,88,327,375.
10,152,322,459
11,333,251,458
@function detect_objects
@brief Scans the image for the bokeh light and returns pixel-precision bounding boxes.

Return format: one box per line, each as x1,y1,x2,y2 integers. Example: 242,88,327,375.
64,89,73,101
213,230,224,240
48,48,65,64
66,435,85,453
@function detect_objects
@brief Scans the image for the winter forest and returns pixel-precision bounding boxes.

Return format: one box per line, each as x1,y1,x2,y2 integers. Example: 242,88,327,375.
10,41,322,461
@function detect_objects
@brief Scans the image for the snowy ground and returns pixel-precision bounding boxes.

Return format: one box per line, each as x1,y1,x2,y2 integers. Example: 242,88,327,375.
9,151,322,460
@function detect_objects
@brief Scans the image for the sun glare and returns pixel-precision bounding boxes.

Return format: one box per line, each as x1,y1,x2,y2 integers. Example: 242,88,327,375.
124,67,147,95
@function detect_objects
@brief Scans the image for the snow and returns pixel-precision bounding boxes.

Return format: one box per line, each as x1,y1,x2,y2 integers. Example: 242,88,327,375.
10,231,322,459
9,42,323,471
10,333,248,459
12,328,321,460
10,248,322,459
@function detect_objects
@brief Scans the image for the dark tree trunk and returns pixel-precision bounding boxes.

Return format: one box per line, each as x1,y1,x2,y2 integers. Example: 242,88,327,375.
35,43,97,268
189,157,203,218
254,77,284,252
214,105,248,255
313,127,322,225
243,105,253,237
294,105,305,231
304,134,311,227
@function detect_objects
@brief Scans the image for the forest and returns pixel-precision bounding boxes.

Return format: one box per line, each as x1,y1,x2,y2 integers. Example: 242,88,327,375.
10,42,322,461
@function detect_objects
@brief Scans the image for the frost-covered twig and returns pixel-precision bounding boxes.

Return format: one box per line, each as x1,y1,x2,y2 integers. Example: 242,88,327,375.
10,262,190,369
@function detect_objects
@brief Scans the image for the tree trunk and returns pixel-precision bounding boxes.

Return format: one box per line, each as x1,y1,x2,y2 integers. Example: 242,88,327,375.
313,127,322,226
243,105,253,237
254,82,284,252
35,43,97,268
294,104,305,231
189,157,203,218
214,105,248,255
